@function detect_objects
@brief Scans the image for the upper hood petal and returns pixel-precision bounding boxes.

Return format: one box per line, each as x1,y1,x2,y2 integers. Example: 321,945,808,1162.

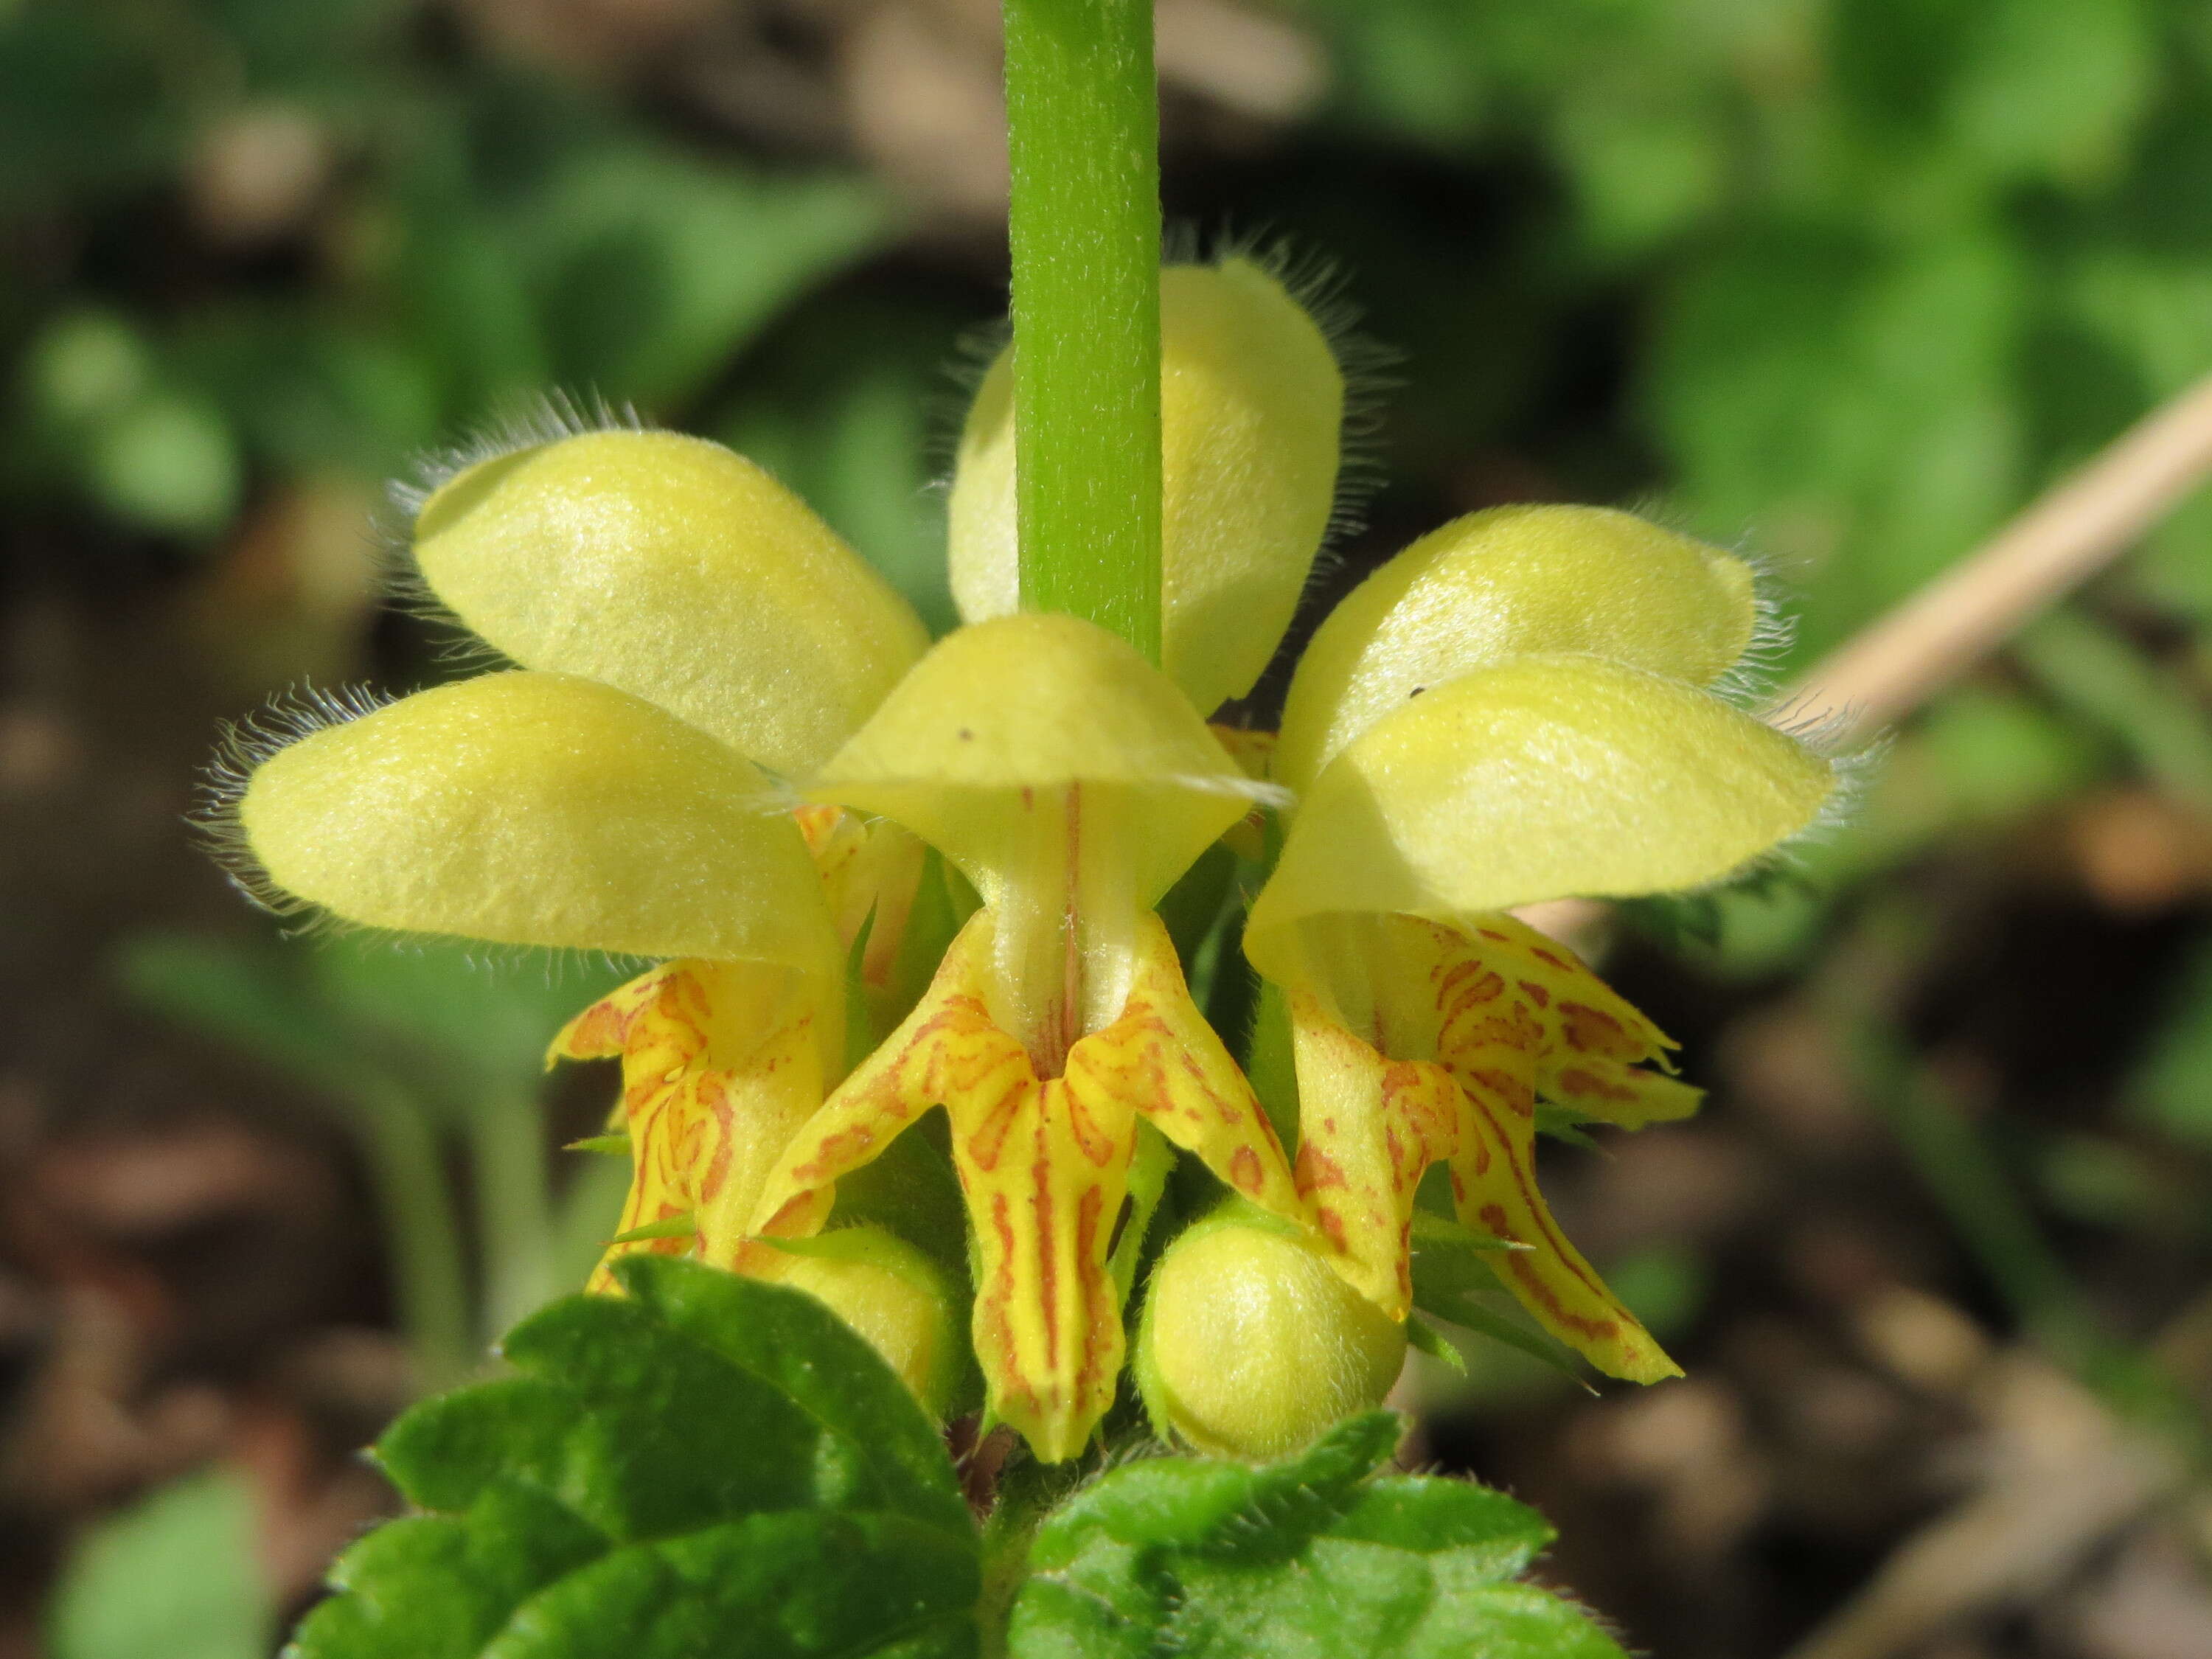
234,669,839,979
950,258,1343,716
807,613,1268,906
1276,505,1761,795
411,428,927,776
1248,653,1835,969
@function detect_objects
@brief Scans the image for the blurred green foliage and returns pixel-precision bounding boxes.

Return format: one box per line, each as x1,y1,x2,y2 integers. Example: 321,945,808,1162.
120,931,635,1383
47,1468,270,1659
1,0,887,545
1301,0,2212,643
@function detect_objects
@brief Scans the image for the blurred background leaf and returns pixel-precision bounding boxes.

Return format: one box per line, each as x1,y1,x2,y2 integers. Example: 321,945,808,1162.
46,1470,271,1659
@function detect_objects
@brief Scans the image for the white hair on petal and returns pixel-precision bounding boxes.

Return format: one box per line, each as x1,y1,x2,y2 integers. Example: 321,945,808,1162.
1610,499,1805,714
193,683,400,926
387,389,648,524
195,681,663,977
1200,225,1402,581
930,229,1401,617
1711,549,1801,712
375,390,650,670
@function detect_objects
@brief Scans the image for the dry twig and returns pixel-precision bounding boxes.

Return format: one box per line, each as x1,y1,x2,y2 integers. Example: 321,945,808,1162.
1795,369,2212,748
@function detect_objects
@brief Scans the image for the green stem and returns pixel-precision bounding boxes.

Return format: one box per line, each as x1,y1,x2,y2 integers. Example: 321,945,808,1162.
976,1453,1078,1658
468,1093,558,1341
1002,0,1163,660
345,1080,474,1388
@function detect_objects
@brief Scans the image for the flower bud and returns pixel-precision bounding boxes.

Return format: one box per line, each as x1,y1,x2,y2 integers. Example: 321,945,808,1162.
754,1225,964,1416
1135,1208,1405,1460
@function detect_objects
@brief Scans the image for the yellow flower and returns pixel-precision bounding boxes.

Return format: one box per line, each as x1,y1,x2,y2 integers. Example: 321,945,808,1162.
743,257,1352,1459
215,411,929,1293
211,249,1847,1465
216,259,1348,1461
1245,504,1840,1380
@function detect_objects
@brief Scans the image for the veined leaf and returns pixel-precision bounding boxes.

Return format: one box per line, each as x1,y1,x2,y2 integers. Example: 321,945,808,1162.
1008,1413,1624,1658
293,1261,975,1659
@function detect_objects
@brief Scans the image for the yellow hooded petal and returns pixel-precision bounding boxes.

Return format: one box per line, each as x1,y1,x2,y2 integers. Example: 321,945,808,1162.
1275,505,1760,794
808,613,1262,908
1248,655,1834,953
238,670,839,978
412,430,927,776
950,259,1343,714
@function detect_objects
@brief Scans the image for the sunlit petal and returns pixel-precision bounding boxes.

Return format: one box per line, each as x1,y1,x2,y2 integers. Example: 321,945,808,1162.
1276,505,1760,793
950,259,1343,714
810,613,1266,909
238,670,840,976
412,430,928,776
1250,655,1835,947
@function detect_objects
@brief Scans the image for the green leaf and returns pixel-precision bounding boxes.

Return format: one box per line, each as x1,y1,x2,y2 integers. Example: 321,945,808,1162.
1405,1315,1467,1375
1008,1413,1624,1658
374,1377,590,1517
565,1135,631,1158
1406,1217,1592,1388
616,1255,971,1537
1534,1104,1601,1150
494,1293,868,1537
48,1469,272,1659
303,1262,976,1658
478,1512,977,1659
517,145,886,406
1427,1303,1595,1392
291,1481,605,1659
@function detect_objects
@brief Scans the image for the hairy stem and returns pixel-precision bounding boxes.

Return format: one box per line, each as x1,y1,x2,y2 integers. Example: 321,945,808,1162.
1001,0,1163,660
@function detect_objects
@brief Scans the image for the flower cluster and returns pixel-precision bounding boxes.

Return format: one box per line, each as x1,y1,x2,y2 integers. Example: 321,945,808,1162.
213,257,1840,1463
